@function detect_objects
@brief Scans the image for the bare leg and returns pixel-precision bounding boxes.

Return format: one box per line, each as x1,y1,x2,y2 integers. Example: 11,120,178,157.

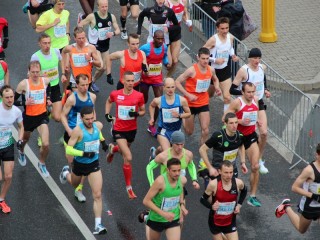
246,142,260,195
286,207,312,234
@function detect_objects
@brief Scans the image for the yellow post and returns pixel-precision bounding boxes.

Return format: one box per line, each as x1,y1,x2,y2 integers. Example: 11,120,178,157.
259,0,277,42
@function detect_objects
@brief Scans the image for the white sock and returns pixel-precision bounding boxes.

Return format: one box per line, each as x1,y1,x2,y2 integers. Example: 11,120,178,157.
0,198,4,202
95,218,101,228
223,104,230,112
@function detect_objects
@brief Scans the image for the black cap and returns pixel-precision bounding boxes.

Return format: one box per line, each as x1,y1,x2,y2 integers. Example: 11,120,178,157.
248,48,262,58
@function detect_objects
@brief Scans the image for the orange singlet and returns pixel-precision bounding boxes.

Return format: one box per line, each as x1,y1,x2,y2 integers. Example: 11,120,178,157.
25,78,47,116
185,63,212,107
70,43,93,83
120,49,143,87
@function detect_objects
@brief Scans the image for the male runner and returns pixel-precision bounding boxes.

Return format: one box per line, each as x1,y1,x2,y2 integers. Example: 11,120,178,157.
107,33,147,89
0,86,24,213
143,158,188,240
200,161,247,240
118,0,140,39
14,61,52,177
175,47,221,146
60,106,108,235
230,48,270,174
78,0,120,92
0,17,9,60
275,143,320,234
105,71,145,199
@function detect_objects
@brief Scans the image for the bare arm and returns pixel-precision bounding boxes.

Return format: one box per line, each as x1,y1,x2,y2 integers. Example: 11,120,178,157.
203,36,215,50
111,14,121,35
149,97,160,126
292,166,314,198
17,121,24,141
106,51,123,75
90,45,102,68
78,13,94,28
61,94,75,136
180,96,191,119
36,17,61,33
175,67,195,99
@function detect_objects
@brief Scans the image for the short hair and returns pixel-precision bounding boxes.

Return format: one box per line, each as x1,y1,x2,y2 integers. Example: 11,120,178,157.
0,85,14,97
80,106,94,117
123,71,134,80
224,112,237,123
29,60,41,70
73,26,85,37
220,160,234,169
153,30,164,37
167,158,181,169
53,0,65,4
128,33,139,43
38,33,50,42
198,47,210,57
76,74,89,84
216,17,230,28
241,82,255,92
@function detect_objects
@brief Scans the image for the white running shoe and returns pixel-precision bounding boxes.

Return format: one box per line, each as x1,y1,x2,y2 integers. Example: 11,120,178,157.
259,159,269,174
38,162,50,178
74,190,86,202
59,165,69,184
18,150,27,166
93,224,107,235
121,30,128,40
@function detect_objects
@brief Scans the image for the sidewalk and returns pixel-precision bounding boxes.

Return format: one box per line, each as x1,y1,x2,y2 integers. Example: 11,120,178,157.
242,0,320,91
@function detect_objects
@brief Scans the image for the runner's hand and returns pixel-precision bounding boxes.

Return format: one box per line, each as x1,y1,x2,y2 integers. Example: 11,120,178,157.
162,211,175,222
83,152,96,158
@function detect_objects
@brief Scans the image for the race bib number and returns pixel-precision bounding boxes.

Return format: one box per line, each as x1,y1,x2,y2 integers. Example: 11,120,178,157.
195,79,210,93
98,27,112,40
42,67,58,82
216,50,229,62
133,71,141,83
223,149,238,162
29,89,45,104
175,12,183,23
254,80,264,99
72,53,89,67
54,24,67,38
0,79,4,88
242,111,257,126
309,183,320,207
118,105,135,120
162,107,179,123
161,196,180,212
152,24,166,36
216,201,236,215
148,63,162,76
84,140,100,153
76,112,83,125
0,126,12,148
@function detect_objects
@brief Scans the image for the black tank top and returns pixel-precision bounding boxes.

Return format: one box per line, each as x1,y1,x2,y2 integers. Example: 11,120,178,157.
94,12,112,52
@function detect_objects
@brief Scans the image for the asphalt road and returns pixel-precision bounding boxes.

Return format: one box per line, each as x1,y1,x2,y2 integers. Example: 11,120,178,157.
0,0,319,239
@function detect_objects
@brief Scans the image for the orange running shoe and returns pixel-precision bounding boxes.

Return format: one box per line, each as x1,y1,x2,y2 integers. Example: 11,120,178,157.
0,200,11,213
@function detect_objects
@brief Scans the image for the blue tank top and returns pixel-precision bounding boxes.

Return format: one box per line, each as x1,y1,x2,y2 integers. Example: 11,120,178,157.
74,123,100,164
158,94,182,131
67,92,94,129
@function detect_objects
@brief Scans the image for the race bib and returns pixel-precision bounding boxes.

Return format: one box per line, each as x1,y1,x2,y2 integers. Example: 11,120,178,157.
242,111,257,126
42,67,58,82
161,196,180,212
152,24,166,36
162,107,179,123
180,169,186,177
195,79,210,93
0,79,4,88
98,27,112,40
223,149,238,162
72,53,89,67
84,140,99,153
216,50,229,62
76,112,83,125
148,63,162,76
175,12,183,23
133,71,141,83
254,80,264,99
118,105,135,120
309,182,320,207
29,89,45,104
0,126,12,148
216,201,236,215
54,24,67,38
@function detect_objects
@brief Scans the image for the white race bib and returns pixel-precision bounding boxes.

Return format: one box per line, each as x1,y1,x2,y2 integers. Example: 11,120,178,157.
242,111,257,126
0,79,4,88
254,80,264,100
72,53,89,67
175,12,183,23
195,79,210,93
223,149,238,162
309,182,320,207
118,105,135,120
42,67,58,82
54,24,67,38
180,169,186,177
162,107,179,123
148,63,162,76
216,201,236,215
0,126,12,148
84,140,99,153
161,196,180,211
133,71,141,83
76,112,83,125
29,89,45,104
98,27,112,40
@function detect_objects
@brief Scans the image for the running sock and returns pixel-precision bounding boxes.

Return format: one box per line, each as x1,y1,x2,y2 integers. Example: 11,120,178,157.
95,217,101,228
123,164,132,186
76,184,83,192
112,145,119,153
250,195,256,198
120,16,126,29
223,104,230,112
0,198,4,202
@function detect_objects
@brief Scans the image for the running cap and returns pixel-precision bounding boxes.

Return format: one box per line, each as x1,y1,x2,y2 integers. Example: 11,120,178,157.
171,131,185,144
248,48,262,58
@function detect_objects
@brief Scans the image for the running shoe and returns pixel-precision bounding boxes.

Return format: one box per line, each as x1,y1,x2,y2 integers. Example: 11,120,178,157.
59,165,69,184
149,146,156,162
75,190,86,203
38,162,50,178
77,13,84,24
22,2,29,14
93,224,107,235
121,30,128,40
198,158,207,170
127,187,137,199
259,159,269,174
90,81,100,92
37,137,42,147
138,210,149,223
147,125,157,137
18,150,27,166
247,196,261,207
106,143,115,163
275,199,291,218
0,200,11,214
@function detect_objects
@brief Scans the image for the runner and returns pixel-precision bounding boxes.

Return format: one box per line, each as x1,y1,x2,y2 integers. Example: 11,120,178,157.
199,112,247,188
78,0,121,92
77,0,95,23
0,17,8,60
61,74,96,203
14,61,52,177
200,160,247,240
143,158,188,240
105,71,145,199
230,48,270,174
30,33,62,122
106,33,147,89
149,78,190,155
0,59,9,92
25,0,53,29
118,0,140,40
175,47,221,146
0,85,24,214
140,30,170,136
59,106,108,235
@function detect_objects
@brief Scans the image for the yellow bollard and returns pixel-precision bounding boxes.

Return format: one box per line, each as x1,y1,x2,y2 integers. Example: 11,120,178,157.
259,0,277,42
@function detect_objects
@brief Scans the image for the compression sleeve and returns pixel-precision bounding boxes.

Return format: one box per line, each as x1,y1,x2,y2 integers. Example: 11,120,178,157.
146,160,160,186
14,92,25,106
137,8,149,35
99,132,105,141
187,160,198,181
238,185,247,205
66,145,83,157
264,74,268,90
200,192,212,209
229,83,242,95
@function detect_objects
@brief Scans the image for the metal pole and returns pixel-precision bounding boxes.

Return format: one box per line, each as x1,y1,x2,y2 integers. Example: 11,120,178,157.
259,0,277,43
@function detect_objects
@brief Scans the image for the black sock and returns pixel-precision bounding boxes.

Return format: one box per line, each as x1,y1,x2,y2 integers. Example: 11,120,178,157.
120,16,126,29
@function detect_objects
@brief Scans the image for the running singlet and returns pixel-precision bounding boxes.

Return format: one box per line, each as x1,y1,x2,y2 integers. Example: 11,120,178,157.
67,92,94,129
160,148,187,176
74,122,100,164
0,104,23,149
213,177,238,226
210,33,232,70
148,173,182,222
185,63,212,107
0,61,8,88
158,94,183,131
167,0,184,24
70,43,93,83
236,97,258,136
120,49,144,87
25,77,47,116
109,89,144,131
243,64,265,100
0,18,8,54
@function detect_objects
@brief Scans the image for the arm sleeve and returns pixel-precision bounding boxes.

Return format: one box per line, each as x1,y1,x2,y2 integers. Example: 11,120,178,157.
238,185,247,205
264,74,268,89
137,9,148,35
229,83,242,95
187,160,197,181
200,192,212,209
146,160,160,186
66,145,83,157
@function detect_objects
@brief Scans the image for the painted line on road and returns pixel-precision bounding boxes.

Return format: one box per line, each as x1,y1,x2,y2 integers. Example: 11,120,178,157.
12,127,96,240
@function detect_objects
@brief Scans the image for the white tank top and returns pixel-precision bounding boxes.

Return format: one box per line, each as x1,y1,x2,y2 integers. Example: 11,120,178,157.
210,33,232,69
242,64,265,100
